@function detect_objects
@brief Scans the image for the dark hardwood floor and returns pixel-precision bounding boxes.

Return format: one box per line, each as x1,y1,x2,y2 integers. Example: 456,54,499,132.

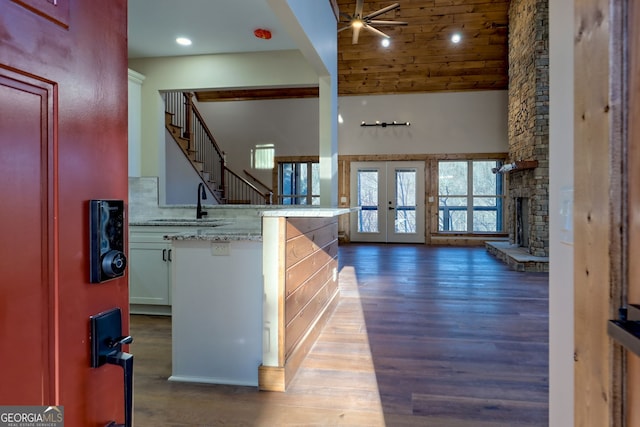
130,244,548,426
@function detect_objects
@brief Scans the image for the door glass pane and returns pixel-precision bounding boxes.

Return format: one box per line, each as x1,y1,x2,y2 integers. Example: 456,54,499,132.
357,170,378,233
439,196,467,231
395,169,416,233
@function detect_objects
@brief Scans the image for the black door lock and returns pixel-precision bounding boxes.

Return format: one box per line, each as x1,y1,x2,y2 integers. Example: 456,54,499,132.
90,200,127,283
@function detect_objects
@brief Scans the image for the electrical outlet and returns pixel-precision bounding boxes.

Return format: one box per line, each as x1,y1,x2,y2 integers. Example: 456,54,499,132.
211,242,230,256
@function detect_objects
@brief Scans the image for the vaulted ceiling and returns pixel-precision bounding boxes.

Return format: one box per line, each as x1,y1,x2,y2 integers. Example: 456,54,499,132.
336,0,510,95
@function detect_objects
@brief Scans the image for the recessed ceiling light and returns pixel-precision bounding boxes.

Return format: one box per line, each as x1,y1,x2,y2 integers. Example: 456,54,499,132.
381,38,390,48
176,37,192,46
451,33,461,44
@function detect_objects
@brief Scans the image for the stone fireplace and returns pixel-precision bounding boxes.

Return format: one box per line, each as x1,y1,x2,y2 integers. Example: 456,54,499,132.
506,0,549,258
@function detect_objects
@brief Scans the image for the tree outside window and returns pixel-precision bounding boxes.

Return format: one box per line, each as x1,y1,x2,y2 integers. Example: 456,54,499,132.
438,160,504,232
278,161,319,205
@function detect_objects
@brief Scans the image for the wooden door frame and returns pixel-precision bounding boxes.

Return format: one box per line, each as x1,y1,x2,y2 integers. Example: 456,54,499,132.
348,160,426,243
625,1,640,425
573,0,628,425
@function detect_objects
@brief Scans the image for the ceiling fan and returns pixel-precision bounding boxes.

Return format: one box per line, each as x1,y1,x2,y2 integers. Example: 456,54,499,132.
338,0,408,44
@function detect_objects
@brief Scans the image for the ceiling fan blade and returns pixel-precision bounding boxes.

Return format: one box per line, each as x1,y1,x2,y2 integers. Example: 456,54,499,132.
339,12,353,21
364,3,400,20
363,24,390,39
354,0,364,18
338,25,352,33
352,25,362,44
369,20,408,26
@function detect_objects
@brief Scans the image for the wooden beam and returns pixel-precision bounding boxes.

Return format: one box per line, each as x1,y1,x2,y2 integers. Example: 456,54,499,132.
195,87,319,102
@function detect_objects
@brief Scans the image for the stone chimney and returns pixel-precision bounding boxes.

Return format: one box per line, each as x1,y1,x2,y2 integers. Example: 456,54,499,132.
507,0,549,257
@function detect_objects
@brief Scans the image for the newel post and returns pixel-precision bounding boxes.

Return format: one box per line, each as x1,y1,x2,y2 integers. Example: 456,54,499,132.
220,152,226,198
183,92,194,150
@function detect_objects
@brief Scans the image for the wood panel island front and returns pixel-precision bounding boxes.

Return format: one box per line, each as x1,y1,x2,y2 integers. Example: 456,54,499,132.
156,207,351,391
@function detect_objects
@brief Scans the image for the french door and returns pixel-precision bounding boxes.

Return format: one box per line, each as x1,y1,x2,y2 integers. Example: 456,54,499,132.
350,161,425,243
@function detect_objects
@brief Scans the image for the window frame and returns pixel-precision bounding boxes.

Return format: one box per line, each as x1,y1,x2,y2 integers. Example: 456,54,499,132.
437,159,505,234
277,160,320,205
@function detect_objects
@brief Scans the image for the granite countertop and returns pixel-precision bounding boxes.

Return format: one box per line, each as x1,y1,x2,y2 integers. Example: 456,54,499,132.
165,220,263,242
260,207,355,217
130,207,355,242
129,218,232,227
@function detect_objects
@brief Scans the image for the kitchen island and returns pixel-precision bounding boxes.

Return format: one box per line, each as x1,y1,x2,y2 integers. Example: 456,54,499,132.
158,207,351,390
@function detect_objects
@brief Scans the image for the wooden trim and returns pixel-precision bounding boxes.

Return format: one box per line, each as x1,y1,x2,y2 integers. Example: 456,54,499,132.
339,152,508,162
276,217,287,367
625,0,640,424
195,87,319,102
272,153,508,244
259,217,340,392
286,216,336,240
573,0,625,423
283,288,339,389
275,155,320,163
258,365,285,392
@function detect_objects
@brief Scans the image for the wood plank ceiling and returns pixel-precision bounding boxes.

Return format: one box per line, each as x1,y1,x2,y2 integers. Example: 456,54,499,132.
196,0,510,101
337,0,510,95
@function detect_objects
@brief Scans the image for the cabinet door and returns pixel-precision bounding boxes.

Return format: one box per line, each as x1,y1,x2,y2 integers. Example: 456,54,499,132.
129,242,171,305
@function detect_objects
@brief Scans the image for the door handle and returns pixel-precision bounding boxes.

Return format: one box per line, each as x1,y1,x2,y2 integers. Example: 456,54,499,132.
388,206,395,210
162,248,167,261
90,308,134,427
105,351,133,427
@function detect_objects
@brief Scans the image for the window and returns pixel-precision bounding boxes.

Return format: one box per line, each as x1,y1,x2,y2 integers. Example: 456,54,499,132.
278,161,320,205
251,144,274,169
438,160,504,232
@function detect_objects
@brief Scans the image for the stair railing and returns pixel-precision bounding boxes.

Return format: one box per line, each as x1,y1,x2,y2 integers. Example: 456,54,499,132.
225,168,273,205
243,169,274,204
164,91,272,204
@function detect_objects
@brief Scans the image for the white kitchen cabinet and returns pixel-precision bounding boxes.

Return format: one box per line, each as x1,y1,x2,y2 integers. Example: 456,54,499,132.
129,226,188,315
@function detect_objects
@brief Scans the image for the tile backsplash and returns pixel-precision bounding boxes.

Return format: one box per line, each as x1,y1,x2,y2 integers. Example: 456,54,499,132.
128,177,267,222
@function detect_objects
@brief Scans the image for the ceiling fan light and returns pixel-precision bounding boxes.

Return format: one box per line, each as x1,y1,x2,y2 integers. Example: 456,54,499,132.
352,19,364,29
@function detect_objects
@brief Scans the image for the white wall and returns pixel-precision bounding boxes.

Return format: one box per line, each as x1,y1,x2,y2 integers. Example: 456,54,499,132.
195,97,319,185
195,90,509,186
129,2,339,206
128,50,319,204
164,129,217,205
549,0,574,425
268,0,338,205
338,91,509,155
128,69,145,177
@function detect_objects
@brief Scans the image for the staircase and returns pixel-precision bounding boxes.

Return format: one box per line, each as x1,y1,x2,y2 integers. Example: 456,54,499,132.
164,91,272,204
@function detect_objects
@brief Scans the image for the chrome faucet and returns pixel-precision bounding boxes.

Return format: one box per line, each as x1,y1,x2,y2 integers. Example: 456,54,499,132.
196,183,208,219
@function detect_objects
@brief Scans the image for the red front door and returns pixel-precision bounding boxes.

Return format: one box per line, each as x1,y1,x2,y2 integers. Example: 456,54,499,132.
0,1,129,426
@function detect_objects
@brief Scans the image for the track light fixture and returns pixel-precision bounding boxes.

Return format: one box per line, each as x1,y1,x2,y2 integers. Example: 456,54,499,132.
361,120,410,127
